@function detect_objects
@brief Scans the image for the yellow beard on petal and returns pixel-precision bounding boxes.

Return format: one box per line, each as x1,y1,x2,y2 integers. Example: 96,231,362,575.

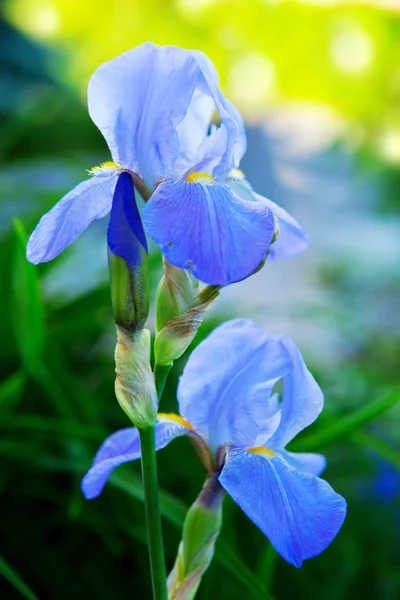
185,171,215,185
88,161,126,176
247,446,275,459
157,412,194,430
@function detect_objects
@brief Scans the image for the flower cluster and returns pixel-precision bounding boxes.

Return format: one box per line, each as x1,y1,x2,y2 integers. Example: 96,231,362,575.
27,42,345,596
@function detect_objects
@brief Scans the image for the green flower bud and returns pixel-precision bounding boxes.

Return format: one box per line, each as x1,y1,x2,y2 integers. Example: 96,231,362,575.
155,261,220,367
154,301,211,367
114,327,158,429
108,172,149,334
108,250,149,333
155,259,196,333
168,474,224,600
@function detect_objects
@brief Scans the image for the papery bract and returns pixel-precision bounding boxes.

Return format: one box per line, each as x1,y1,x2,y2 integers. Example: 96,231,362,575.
82,319,346,567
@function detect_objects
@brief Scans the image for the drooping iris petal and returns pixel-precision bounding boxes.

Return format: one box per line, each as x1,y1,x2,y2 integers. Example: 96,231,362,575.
81,416,191,499
254,193,309,260
219,448,346,567
177,319,292,452
227,176,309,260
107,171,148,263
27,174,118,264
88,43,246,189
280,450,327,477
143,180,275,286
267,338,323,449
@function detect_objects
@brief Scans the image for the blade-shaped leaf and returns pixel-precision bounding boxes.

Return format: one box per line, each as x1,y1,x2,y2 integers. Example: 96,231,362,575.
12,219,45,371
0,556,40,600
292,387,400,452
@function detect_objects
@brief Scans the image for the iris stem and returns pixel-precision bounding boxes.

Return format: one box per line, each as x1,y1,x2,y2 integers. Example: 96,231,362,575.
139,426,168,600
154,363,172,400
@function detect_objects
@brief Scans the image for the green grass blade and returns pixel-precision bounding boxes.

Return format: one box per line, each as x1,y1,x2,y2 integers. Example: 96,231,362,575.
0,556,40,600
0,369,26,409
351,432,400,470
11,219,45,372
292,387,400,452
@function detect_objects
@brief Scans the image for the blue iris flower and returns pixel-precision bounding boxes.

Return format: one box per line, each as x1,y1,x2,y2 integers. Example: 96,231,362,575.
27,43,309,285
82,319,346,567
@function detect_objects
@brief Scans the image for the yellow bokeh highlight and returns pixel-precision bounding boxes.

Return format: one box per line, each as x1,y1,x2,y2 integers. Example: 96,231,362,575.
4,0,400,146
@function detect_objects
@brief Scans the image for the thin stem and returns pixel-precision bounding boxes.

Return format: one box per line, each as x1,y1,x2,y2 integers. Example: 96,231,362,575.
139,426,168,600
154,363,172,400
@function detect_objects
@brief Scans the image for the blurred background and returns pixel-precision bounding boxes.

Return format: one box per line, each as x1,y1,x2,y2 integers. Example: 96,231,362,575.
1,0,400,598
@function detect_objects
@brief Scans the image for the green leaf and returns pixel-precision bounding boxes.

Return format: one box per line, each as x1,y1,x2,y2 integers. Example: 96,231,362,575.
11,219,45,372
292,387,400,452
351,432,400,471
111,472,274,600
0,556,40,600
0,369,26,409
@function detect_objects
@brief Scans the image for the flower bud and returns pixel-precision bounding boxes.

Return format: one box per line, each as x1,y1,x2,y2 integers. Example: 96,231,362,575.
168,474,224,600
154,260,220,366
114,327,158,428
108,172,149,333
155,287,220,368
155,259,196,333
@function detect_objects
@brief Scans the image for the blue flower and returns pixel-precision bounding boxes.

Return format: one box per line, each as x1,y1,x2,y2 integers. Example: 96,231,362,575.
27,43,308,286
82,319,346,567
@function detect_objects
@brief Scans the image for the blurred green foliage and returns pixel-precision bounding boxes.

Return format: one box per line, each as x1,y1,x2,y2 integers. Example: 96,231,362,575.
1,2,400,599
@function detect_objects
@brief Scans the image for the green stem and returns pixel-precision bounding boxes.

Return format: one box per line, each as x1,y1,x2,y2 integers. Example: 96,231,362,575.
154,363,172,400
139,426,168,600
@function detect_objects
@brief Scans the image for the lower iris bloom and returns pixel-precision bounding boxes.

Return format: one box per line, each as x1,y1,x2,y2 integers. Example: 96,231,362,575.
82,319,346,567
27,43,308,286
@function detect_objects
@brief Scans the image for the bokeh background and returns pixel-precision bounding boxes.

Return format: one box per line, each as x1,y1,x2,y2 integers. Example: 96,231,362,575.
1,0,400,598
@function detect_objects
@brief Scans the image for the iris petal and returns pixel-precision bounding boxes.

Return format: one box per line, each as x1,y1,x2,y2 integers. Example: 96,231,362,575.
190,51,247,177
255,194,309,260
219,448,346,567
107,171,148,263
227,176,309,260
81,416,191,499
89,44,198,188
174,89,215,176
88,44,246,189
143,180,275,286
177,319,292,452
27,174,117,264
281,450,327,477
267,337,323,449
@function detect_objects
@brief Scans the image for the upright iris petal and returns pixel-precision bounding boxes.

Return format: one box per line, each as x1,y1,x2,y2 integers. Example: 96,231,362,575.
82,319,346,566
178,319,291,450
